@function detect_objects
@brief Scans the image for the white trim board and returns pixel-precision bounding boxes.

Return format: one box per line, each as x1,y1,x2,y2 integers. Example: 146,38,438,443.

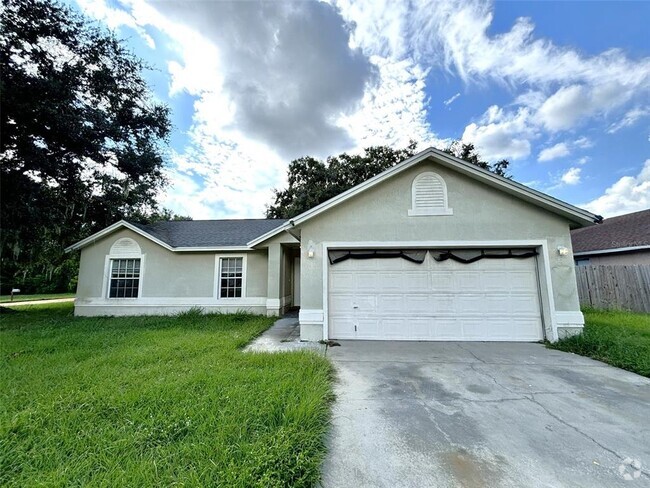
76,297,267,307
318,240,562,343
66,220,257,253
249,147,600,247
573,245,650,257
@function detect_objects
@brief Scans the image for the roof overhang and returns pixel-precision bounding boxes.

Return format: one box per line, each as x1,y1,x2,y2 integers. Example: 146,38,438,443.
248,147,601,247
574,245,650,257
65,220,252,253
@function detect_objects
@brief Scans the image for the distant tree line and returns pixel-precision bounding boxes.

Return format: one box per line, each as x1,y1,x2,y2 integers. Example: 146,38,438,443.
266,140,510,219
0,0,188,294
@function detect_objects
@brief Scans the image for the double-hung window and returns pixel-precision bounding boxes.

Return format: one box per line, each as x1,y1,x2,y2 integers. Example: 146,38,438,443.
109,258,141,298
219,257,243,298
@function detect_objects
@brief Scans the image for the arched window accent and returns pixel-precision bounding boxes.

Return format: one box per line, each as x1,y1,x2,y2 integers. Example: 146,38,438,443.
408,171,453,216
105,238,143,298
110,238,141,256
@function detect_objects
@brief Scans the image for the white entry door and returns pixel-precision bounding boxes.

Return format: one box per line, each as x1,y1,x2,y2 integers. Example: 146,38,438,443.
328,251,543,341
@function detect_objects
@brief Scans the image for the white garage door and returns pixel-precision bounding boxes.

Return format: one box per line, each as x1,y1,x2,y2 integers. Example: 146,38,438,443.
328,251,543,341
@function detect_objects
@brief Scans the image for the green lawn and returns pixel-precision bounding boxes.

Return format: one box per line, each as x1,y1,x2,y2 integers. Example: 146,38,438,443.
549,308,650,377
0,293,75,303
0,303,334,487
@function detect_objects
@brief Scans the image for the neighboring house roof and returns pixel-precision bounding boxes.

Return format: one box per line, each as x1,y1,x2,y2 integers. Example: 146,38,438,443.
66,219,287,252
571,208,650,256
249,147,601,246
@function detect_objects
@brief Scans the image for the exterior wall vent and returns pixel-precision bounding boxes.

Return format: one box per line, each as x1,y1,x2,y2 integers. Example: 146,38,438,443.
110,237,141,256
408,171,453,216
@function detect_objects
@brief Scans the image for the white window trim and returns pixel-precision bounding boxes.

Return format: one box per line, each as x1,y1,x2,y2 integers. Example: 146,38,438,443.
408,171,453,216
214,254,247,299
102,253,146,300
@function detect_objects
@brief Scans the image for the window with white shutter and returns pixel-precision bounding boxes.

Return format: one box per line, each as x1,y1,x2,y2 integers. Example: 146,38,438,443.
408,172,453,216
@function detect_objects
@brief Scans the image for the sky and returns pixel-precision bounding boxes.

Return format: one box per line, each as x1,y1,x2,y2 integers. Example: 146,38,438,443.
71,0,649,219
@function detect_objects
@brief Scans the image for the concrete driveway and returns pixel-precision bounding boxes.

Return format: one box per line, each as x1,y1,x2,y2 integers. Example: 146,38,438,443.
320,341,650,488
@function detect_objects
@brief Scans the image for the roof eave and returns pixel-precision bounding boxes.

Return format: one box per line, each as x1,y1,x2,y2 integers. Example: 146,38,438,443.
66,222,257,253
248,147,600,245
574,245,650,257
65,220,174,252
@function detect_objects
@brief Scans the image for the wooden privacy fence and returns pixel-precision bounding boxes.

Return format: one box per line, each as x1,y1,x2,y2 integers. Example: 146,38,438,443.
575,265,650,313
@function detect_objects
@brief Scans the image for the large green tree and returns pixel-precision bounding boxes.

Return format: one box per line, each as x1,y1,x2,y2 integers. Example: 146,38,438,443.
0,0,173,293
267,141,510,219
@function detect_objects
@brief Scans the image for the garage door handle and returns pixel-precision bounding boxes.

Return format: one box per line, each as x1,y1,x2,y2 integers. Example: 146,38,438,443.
353,305,359,309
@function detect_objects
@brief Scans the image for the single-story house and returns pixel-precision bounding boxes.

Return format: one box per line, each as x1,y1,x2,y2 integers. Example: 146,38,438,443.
571,208,650,266
67,147,601,342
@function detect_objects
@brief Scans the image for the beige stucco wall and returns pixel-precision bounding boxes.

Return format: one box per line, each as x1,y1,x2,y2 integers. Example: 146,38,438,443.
75,228,269,315
297,160,582,340
577,250,650,266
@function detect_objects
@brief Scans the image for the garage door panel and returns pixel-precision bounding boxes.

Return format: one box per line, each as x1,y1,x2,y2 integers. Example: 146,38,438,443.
330,272,356,291
403,295,432,314
329,294,356,312
430,271,454,291
452,270,482,290
510,295,541,314
328,250,544,341
376,295,406,314
379,318,406,338
357,272,381,290
329,317,356,339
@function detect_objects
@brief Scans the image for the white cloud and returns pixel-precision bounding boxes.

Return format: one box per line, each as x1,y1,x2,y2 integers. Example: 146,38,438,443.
337,56,445,150
560,167,581,185
76,0,155,48
74,0,650,218
461,105,535,160
536,85,592,131
573,136,593,149
538,142,570,162
338,0,650,158
443,92,461,106
75,0,446,218
607,106,650,133
583,160,650,217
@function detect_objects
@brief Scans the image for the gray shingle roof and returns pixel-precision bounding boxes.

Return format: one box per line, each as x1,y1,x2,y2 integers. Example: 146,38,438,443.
571,209,650,253
130,219,288,248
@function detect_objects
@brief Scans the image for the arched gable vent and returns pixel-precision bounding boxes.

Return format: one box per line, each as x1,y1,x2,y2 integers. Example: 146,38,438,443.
408,171,453,216
110,237,141,256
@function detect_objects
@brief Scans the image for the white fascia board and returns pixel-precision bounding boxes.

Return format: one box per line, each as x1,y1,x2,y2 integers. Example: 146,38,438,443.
65,220,173,252
174,246,251,252
574,245,650,257
66,221,254,253
428,149,598,225
247,147,599,246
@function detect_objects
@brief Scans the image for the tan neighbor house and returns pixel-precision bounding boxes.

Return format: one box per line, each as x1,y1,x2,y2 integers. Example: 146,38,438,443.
67,148,601,342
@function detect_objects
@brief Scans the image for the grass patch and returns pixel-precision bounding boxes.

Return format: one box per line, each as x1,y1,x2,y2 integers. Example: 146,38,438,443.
548,308,650,377
0,293,75,303
0,303,334,487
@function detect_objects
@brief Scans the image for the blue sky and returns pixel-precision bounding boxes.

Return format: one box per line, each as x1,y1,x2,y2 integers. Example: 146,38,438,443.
73,0,649,219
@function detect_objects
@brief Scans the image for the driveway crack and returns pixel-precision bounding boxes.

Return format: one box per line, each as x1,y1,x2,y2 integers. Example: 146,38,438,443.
457,343,486,363
527,394,650,479
469,363,517,395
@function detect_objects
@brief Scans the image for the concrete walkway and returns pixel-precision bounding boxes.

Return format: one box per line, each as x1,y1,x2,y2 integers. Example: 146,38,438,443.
0,298,75,307
244,311,326,354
